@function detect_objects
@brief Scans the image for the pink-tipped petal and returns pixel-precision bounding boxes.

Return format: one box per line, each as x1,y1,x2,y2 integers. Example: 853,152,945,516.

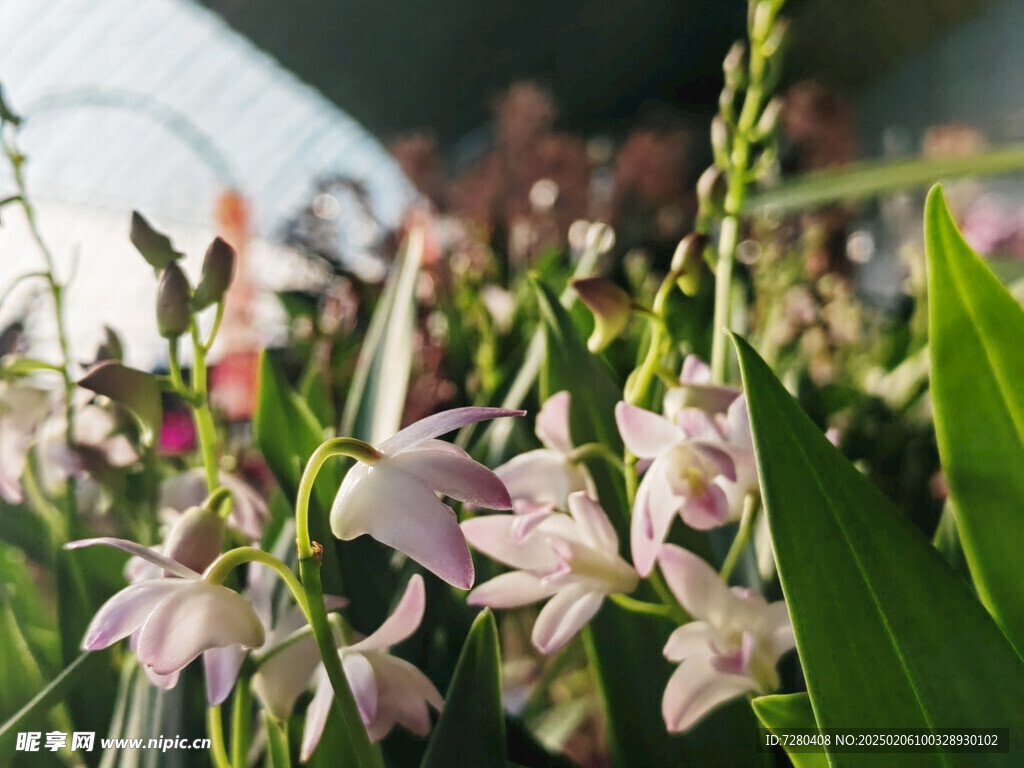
657,545,733,624
204,644,245,706
391,448,512,509
332,464,475,589
342,652,379,723
566,491,619,552
136,581,264,675
615,402,682,458
535,391,574,453
676,408,723,441
468,571,559,608
630,462,680,577
368,655,442,741
66,537,198,580
300,667,333,762
462,515,562,573
680,355,712,384
252,635,321,720
81,579,181,650
349,575,426,652
531,585,604,654
662,654,757,733
378,407,525,454
142,664,180,690
679,485,732,531
663,622,716,662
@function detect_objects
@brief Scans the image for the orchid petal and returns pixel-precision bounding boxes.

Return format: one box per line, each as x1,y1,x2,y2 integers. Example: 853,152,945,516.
510,504,555,539
724,395,753,450
615,402,681,458
66,537,197,580
332,464,474,589
136,581,264,675
81,579,181,650
531,585,604,654
390,448,512,509
679,484,732,530
658,545,733,624
142,663,180,690
252,635,321,720
663,622,717,662
300,666,332,762
342,652,379,723
369,654,443,740
377,407,524,454
675,408,723,441
681,355,712,384
462,515,562,572
662,654,757,733
495,449,590,508
468,571,559,608
203,644,245,706
631,460,681,577
566,491,618,552
349,575,425,652
535,391,573,453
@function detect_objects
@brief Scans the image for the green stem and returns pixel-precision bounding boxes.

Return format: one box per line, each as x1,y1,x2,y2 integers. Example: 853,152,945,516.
294,438,380,561
189,320,220,492
202,300,226,353
230,680,252,768
207,706,232,768
720,494,759,582
569,442,625,474
264,711,291,768
204,547,309,616
609,593,679,622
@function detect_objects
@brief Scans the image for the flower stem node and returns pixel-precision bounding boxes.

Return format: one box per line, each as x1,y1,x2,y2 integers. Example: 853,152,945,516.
156,262,192,339
571,277,632,353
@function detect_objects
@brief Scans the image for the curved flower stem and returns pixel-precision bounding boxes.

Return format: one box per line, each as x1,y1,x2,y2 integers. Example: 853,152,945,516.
206,706,232,768
609,593,683,624
570,442,625,474
188,319,220,492
204,547,309,614
719,494,760,582
293,437,384,768
201,300,226,353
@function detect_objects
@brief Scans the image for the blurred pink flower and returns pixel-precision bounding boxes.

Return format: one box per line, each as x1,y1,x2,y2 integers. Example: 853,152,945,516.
0,381,49,504
658,545,793,732
301,575,442,758
463,491,637,654
330,407,522,589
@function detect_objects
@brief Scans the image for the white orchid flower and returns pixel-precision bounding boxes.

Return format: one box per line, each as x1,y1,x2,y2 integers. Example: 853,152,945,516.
658,545,793,733
330,407,522,590
463,491,638,654
300,575,443,759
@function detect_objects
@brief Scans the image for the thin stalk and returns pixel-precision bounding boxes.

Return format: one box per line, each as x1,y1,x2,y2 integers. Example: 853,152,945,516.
230,681,252,768
207,706,232,768
569,442,625,474
189,320,220,492
608,593,679,622
204,547,309,617
720,494,759,582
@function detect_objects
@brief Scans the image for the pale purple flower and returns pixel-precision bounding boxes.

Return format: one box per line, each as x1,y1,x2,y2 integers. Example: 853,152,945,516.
662,355,743,421
160,467,269,541
37,400,139,492
616,402,738,576
493,391,595,533
463,491,638,654
301,575,443,759
66,538,264,691
658,545,793,732
0,381,50,504
330,407,522,589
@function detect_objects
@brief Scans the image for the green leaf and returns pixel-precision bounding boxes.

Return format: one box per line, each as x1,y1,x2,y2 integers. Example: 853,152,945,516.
341,227,423,445
733,333,1024,767
752,693,829,768
925,185,1024,656
130,212,183,271
745,143,1024,214
77,361,162,443
420,610,506,768
0,652,94,751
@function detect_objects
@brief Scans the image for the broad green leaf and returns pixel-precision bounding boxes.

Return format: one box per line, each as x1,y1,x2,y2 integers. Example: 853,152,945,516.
733,334,1024,767
752,693,829,768
78,361,162,443
341,227,423,445
420,609,506,768
925,185,1024,655
745,143,1024,214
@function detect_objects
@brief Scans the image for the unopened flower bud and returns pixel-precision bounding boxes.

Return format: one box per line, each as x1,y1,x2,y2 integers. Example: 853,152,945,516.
751,0,775,44
762,18,789,58
156,263,191,339
162,505,226,574
697,166,728,216
711,117,730,169
192,237,236,310
572,277,632,353
756,97,784,139
722,43,747,90
130,212,183,270
671,234,708,296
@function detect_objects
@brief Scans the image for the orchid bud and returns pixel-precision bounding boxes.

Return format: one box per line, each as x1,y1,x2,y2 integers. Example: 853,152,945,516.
156,262,191,339
162,505,226,574
722,43,747,91
710,116,730,169
192,238,236,310
751,0,776,44
94,326,124,363
671,234,708,296
697,166,728,216
762,18,789,59
130,212,183,270
572,276,632,353
755,97,784,141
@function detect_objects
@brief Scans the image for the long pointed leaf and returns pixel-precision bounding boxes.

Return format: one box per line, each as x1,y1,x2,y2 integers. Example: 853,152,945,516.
925,185,1024,655
752,693,829,768
734,334,1024,768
